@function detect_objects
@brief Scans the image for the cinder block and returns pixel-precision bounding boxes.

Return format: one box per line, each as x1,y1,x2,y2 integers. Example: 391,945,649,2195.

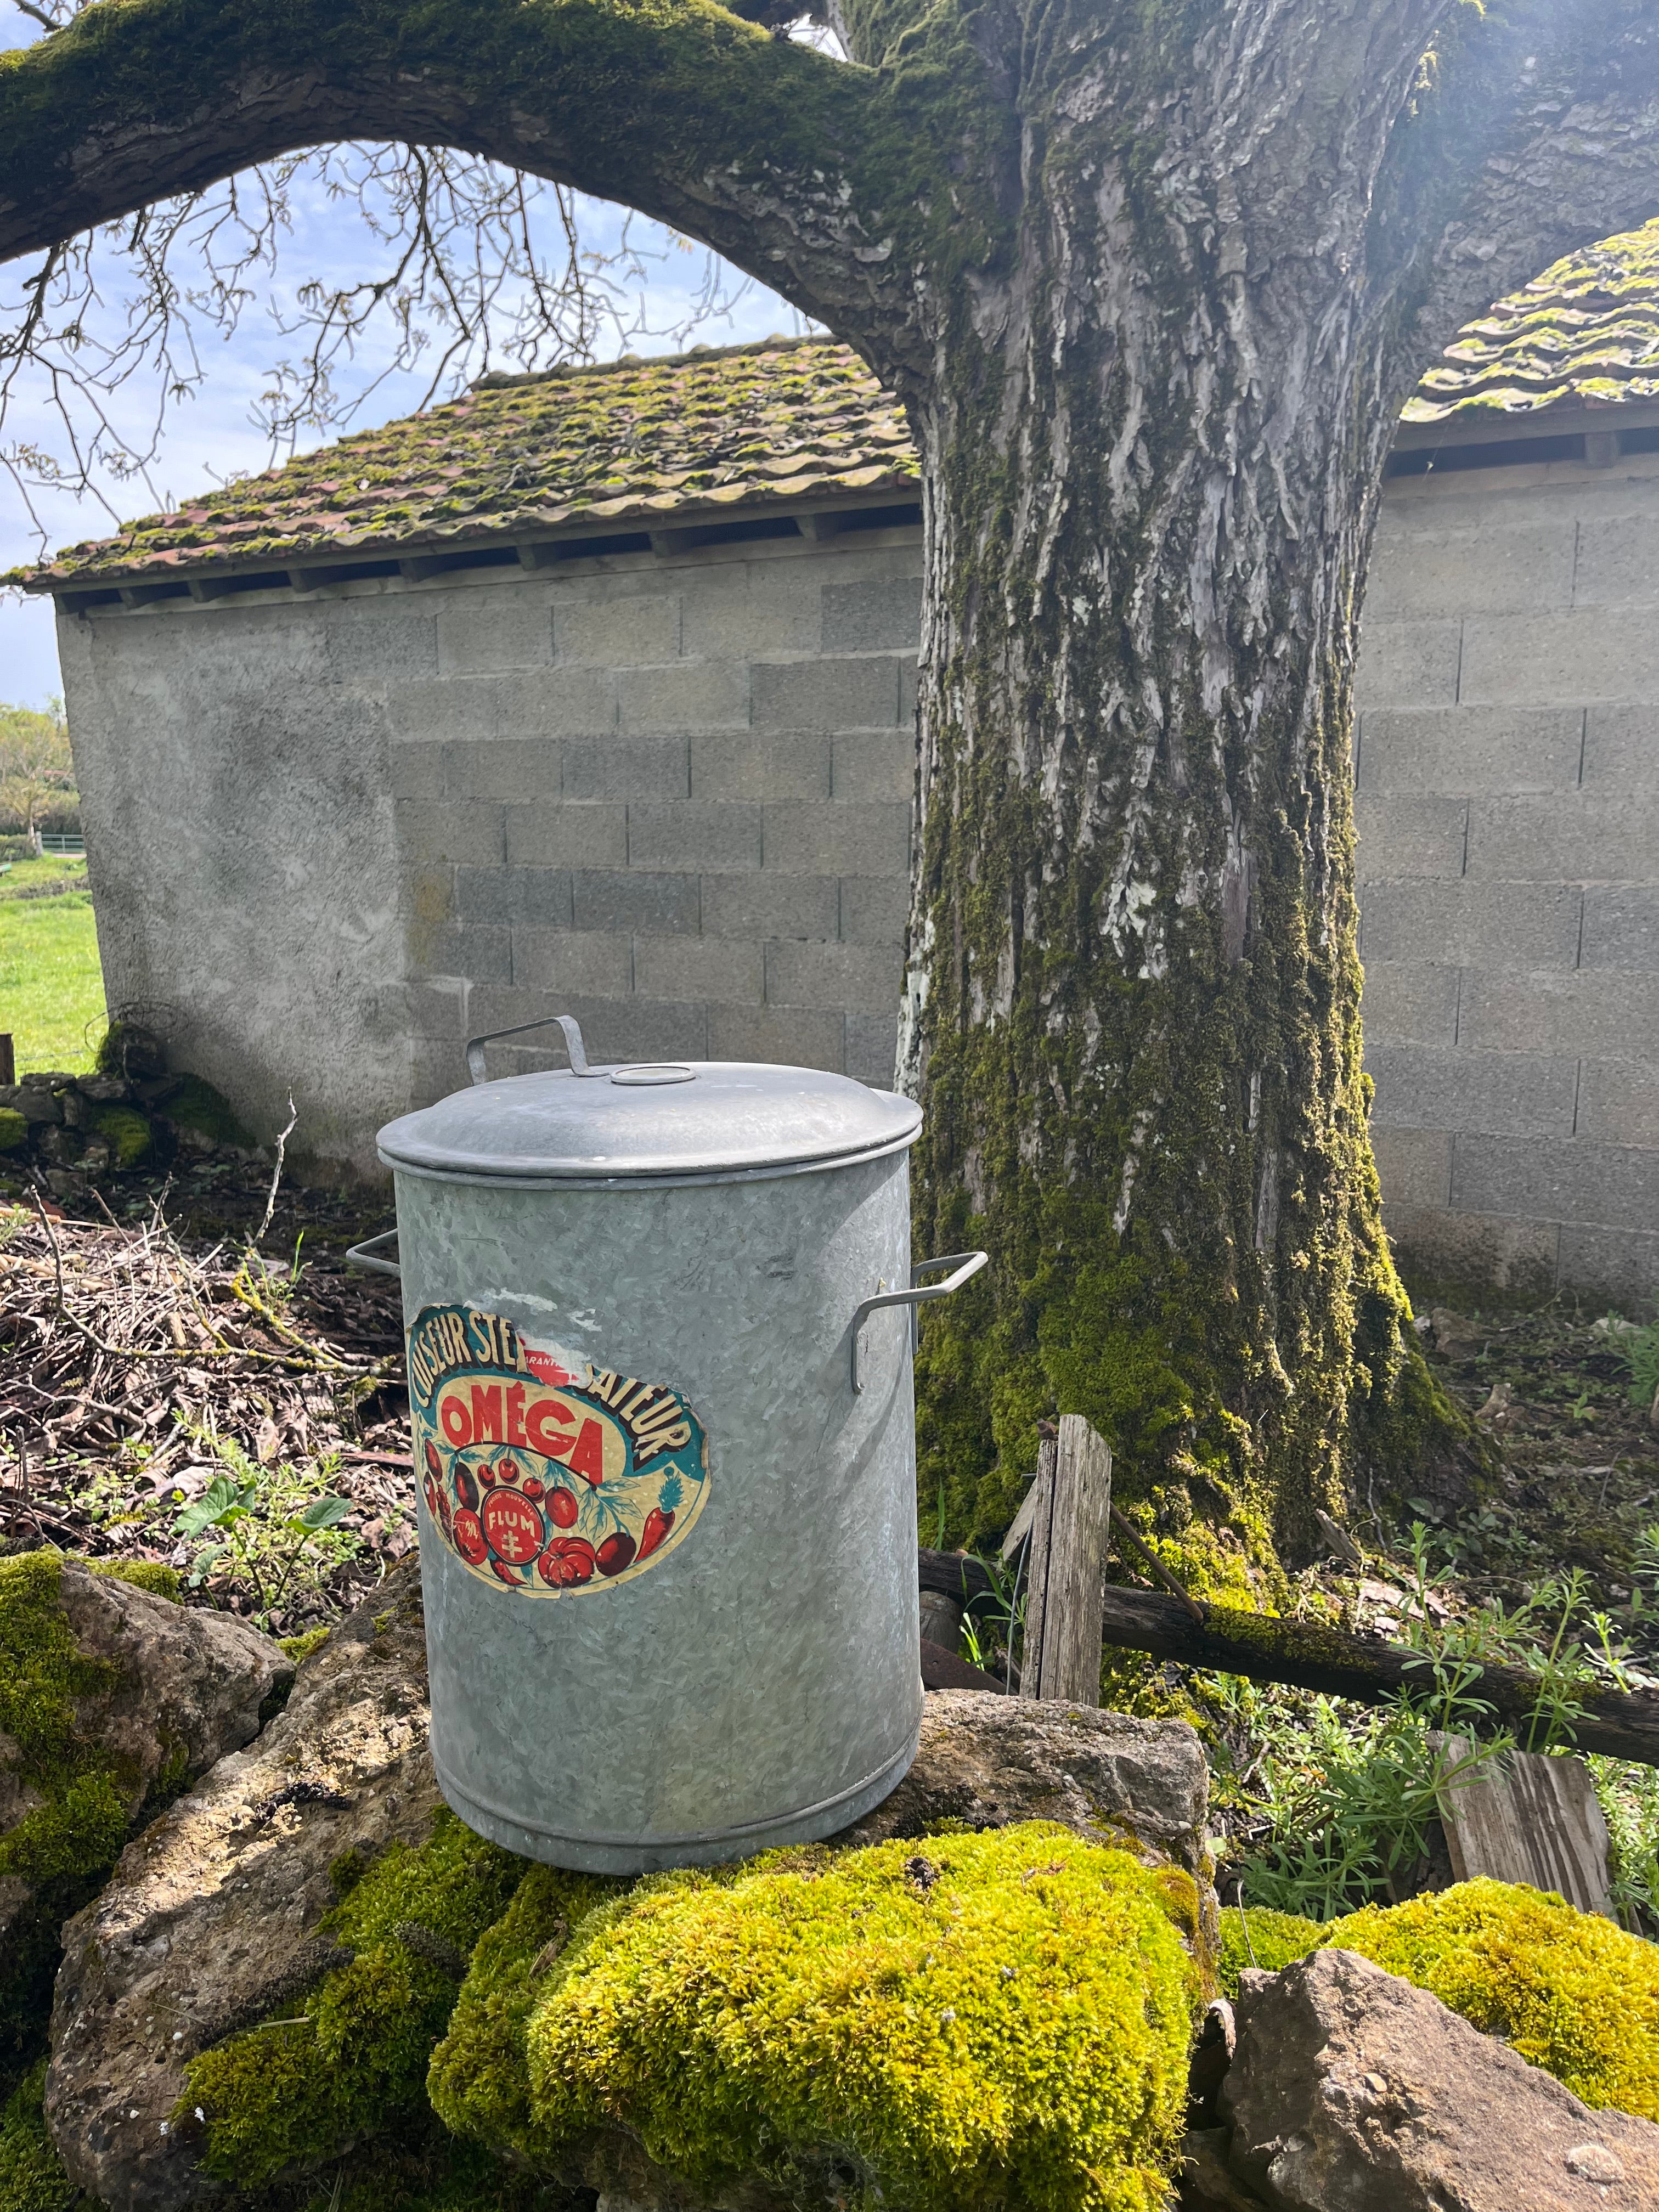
395,800,506,870
1366,522,1576,622
1353,795,1468,881
441,737,562,800
628,802,761,872
700,872,838,941
1582,888,1659,972
1365,1044,1578,1138
1574,512,1659,606
1359,880,1582,968
572,870,701,934
899,656,919,729
1466,797,1659,882
766,938,902,1012
555,594,681,666
680,565,822,659
752,657,902,731
1356,707,1583,796
709,1003,845,1072
1458,968,1659,1063
1386,1205,1561,1299
821,575,924,652
506,802,628,870
1369,1127,1453,1211
408,977,470,1037
617,661,748,733
406,866,456,932
634,934,763,1005
691,733,831,801
409,1035,469,1109
388,677,499,744
324,603,438,685
845,1012,900,1088
1355,620,1462,710
832,731,916,801
511,928,633,996
491,668,617,740
1556,1224,1659,1305
410,925,512,985
1451,1133,1659,1234
389,743,446,799
1358,962,1459,1047
762,802,912,877
437,586,552,676
1584,704,1659,787
562,736,690,800
1575,1060,1659,1150
840,876,911,944
1459,609,1659,705
454,866,572,929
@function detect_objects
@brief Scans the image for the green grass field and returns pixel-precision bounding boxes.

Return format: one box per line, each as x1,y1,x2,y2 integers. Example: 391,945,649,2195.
0,853,107,1074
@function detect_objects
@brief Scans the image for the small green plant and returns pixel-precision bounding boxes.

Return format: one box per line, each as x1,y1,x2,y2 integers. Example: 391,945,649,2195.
1602,1309,1659,1414
956,1550,1025,1683
171,1431,355,1626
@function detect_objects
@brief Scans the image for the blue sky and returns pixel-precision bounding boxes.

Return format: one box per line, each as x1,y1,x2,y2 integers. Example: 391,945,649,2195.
0,4,814,708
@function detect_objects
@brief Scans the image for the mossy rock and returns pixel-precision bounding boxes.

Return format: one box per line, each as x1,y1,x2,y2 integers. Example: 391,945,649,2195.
0,1111,25,1157
93,1024,165,1084
0,2064,84,2212
435,1823,1200,2212
1222,1881,1659,2123
86,1106,150,1171
162,1075,253,1153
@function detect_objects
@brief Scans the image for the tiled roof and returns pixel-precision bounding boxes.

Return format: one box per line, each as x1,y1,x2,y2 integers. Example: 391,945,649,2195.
13,336,917,589
19,223,1659,589
1405,219,1659,424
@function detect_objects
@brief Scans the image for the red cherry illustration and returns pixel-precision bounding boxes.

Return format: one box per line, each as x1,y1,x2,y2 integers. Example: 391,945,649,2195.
539,1537,596,1588
479,1462,499,1487
547,1486,579,1530
452,1508,488,1565
495,1458,521,1487
521,1475,545,1503
424,1439,443,1481
454,1465,480,1514
636,1505,675,1562
596,1529,637,1578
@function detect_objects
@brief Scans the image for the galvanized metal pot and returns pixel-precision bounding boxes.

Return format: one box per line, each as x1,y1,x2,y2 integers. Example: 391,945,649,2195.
353,1015,984,1875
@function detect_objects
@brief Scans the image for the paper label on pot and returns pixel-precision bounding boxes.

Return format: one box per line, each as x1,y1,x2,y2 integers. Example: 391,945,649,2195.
408,1302,709,1596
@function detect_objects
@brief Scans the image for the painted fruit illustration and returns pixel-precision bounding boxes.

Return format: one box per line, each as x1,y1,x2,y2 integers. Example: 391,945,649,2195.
452,1508,488,1565
495,1458,521,1486
539,1537,597,1588
636,1475,683,1562
455,1464,481,1514
482,1487,545,1566
490,1558,523,1587
424,1439,443,1482
547,1486,579,1530
596,1529,637,1578
479,1462,499,1487
521,1474,544,1503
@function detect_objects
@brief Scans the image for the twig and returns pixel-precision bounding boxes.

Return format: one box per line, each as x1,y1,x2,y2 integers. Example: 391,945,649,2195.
1108,1503,1206,1626
254,1093,298,1250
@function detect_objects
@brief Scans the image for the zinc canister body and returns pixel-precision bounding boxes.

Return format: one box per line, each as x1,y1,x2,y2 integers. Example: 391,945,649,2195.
366,1020,982,1874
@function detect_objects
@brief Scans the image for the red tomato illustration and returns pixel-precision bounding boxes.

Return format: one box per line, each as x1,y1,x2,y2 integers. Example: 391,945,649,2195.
452,1508,487,1565
538,1537,597,1588
495,1457,521,1487
455,1465,481,1514
547,1486,579,1530
436,1491,454,1537
521,1475,545,1503
424,1439,443,1482
636,1505,675,1561
482,1487,545,1567
596,1529,637,1578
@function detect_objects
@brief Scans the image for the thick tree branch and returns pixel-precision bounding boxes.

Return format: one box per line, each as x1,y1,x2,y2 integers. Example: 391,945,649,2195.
0,0,986,377
1387,0,1659,385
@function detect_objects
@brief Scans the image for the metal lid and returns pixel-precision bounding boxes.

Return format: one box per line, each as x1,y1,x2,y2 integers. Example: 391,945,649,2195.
377,1015,921,1186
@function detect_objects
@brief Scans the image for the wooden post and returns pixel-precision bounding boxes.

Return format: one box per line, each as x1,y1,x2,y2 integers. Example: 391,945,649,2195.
1017,1414,1113,1705
0,1034,13,1087
1437,1737,1615,1918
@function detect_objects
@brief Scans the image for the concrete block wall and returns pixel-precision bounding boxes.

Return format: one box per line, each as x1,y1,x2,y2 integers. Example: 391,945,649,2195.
386,532,923,1103
1358,458,1659,1306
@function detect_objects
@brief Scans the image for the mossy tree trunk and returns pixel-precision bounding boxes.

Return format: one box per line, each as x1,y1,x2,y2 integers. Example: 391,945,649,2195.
7,0,1659,1549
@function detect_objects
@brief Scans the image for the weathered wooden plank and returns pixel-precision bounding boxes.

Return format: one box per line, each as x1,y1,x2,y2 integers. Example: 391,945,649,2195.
1019,1415,1113,1706
919,1638,1009,1695
1000,1449,1052,1562
1437,1737,1614,1917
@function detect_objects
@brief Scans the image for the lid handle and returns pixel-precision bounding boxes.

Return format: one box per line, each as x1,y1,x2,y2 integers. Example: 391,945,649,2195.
464,1013,611,1087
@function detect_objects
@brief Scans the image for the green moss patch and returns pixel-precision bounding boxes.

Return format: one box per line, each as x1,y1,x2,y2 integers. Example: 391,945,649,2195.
0,1554,129,1890
0,2064,83,2212
184,1809,524,2185
88,1560,180,1603
87,1105,150,1169
493,1824,1198,2212
161,1076,251,1151
277,1625,330,1666
1217,1904,1324,1997
0,1111,25,1156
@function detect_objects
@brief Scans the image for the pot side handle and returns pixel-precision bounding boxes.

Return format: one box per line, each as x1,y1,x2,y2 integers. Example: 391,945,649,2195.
346,1228,402,1280
850,1250,988,1392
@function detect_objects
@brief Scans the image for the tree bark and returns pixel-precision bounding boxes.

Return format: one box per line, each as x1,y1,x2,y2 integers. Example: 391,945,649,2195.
9,0,1659,1558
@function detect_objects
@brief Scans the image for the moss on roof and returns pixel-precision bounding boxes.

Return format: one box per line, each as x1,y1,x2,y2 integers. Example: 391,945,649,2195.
15,336,916,589
1406,219,1659,424
19,222,1659,590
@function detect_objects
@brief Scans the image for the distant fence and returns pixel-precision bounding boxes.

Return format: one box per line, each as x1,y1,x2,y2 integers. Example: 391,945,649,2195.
39,834,86,856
